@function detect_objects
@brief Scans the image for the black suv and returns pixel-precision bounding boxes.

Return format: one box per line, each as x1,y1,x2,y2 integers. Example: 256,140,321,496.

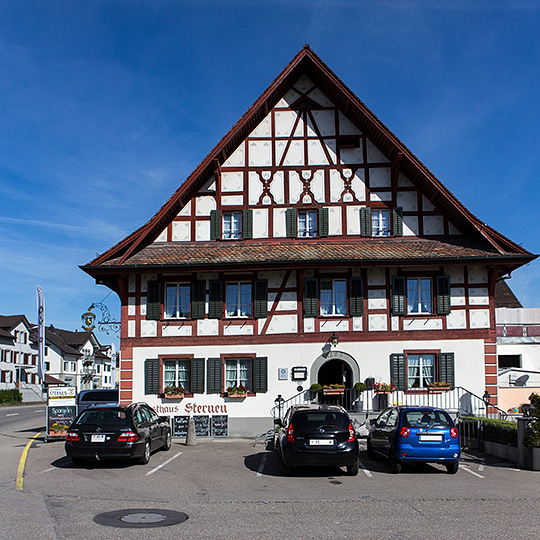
274,404,359,475
65,402,171,466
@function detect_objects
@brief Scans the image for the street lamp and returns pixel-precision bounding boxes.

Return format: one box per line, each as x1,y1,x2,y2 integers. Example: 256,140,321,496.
328,332,339,347
274,394,285,419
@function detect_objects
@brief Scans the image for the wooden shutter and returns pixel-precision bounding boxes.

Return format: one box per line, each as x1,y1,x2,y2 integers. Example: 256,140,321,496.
208,281,223,319
390,353,407,390
144,359,159,395
253,357,268,393
253,279,268,319
243,209,253,239
360,207,371,237
391,276,406,315
393,207,403,237
318,207,329,237
438,353,455,388
210,209,221,240
191,281,206,320
191,358,205,394
349,277,364,317
436,275,451,315
207,358,222,394
286,208,297,238
146,281,161,321
304,278,319,317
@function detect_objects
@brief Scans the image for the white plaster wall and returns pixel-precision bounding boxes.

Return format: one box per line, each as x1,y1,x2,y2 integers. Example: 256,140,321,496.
172,221,190,242
252,208,269,239
369,167,391,188
423,215,444,235
273,208,287,238
366,140,390,163
221,171,244,192
328,207,342,236
222,144,245,167
346,206,362,235
196,221,211,241
249,140,272,167
338,111,362,136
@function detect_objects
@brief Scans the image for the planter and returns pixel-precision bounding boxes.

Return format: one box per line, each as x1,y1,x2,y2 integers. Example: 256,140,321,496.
49,430,67,437
375,391,392,395
323,389,345,395
163,393,184,400
227,393,247,398
428,386,450,394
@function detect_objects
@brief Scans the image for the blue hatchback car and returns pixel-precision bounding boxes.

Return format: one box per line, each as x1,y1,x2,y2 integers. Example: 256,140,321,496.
367,406,460,474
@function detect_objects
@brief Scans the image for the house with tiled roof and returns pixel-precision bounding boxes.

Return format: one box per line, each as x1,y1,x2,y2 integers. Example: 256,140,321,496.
82,47,536,436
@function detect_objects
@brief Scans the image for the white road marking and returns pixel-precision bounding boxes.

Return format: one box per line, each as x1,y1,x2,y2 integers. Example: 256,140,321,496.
6,413,19,417
36,467,55,475
460,464,484,478
358,460,373,477
257,453,268,476
478,464,485,472
145,452,182,476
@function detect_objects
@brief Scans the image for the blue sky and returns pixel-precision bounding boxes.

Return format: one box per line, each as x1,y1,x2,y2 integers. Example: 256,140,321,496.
1,1,539,348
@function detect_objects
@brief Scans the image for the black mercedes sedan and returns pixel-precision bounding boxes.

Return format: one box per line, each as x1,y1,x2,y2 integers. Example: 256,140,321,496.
65,402,171,466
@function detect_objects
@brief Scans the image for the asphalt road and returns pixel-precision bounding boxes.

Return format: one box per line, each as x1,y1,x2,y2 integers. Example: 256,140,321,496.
2,407,540,539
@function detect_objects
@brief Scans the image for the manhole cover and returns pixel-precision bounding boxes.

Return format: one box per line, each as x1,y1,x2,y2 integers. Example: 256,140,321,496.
94,509,188,528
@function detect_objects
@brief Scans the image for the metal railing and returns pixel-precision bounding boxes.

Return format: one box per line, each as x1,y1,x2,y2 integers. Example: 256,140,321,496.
271,387,508,421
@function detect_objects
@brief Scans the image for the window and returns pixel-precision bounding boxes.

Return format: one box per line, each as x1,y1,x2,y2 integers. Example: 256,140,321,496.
320,279,347,316
499,355,521,369
226,282,252,317
225,358,252,391
164,359,190,392
407,354,435,388
407,278,432,314
165,283,191,318
223,212,242,239
298,210,318,238
44,362,50,371
372,209,390,237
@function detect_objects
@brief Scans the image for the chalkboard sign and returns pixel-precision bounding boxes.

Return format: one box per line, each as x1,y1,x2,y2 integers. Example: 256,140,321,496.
211,415,228,437
46,405,77,440
173,415,189,437
194,415,210,437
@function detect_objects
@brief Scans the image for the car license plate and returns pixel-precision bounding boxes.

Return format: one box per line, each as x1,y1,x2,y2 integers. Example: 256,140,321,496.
309,439,334,446
91,434,106,443
419,434,443,442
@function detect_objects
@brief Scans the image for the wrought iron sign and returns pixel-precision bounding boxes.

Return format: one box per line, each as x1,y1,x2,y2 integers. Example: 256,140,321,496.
291,366,308,381
81,302,120,335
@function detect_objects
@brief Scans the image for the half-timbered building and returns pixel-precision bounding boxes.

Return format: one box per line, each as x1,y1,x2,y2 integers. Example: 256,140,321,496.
82,47,536,436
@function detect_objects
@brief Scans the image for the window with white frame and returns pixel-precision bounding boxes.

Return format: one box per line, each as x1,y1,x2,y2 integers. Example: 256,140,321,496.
226,282,252,317
372,209,390,237
298,210,318,238
165,283,191,318
223,212,242,239
163,359,190,392
320,279,347,316
407,354,435,388
225,358,252,391
407,278,432,314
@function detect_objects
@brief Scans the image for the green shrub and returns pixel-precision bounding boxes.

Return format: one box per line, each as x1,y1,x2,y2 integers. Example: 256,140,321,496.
460,416,518,446
524,393,540,448
0,389,23,404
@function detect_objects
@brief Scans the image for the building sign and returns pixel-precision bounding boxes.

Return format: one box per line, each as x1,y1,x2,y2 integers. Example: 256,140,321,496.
171,414,228,438
46,405,77,441
48,386,76,406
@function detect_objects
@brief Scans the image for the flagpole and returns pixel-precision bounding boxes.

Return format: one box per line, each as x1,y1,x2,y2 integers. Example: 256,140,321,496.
36,286,45,383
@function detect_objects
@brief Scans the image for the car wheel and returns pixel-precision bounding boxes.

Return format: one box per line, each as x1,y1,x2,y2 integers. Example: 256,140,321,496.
138,439,151,465
162,430,172,451
366,439,376,460
389,450,402,474
346,460,359,476
71,457,85,467
446,461,459,474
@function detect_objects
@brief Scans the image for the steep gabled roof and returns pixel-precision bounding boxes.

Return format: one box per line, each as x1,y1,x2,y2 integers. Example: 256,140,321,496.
82,46,535,275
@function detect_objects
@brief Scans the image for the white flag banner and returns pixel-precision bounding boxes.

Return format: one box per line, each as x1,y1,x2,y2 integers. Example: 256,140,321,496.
36,286,45,381
110,342,117,387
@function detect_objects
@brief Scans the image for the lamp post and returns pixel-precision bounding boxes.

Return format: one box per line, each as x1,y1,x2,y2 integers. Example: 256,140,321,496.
274,394,285,419
328,332,339,347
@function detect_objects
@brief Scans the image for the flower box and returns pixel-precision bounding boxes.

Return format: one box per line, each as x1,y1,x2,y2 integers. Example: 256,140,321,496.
163,393,184,399
323,388,345,395
428,386,450,394
227,392,247,398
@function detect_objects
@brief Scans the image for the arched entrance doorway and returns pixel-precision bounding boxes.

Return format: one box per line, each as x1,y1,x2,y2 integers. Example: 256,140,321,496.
317,359,352,388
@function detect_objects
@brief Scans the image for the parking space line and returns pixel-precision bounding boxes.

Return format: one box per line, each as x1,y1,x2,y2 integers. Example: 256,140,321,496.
459,464,484,478
358,460,373,477
145,451,182,476
257,453,268,476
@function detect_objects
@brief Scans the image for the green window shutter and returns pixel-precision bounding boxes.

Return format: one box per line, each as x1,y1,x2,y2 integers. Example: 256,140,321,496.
144,359,159,395
207,358,222,394
360,207,371,237
349,277,364,317
210,209,221,240
253,357,268,393
191,281,206,320
436,275,451,315
286,208,297,238
391,276,406,316
191,358,205,394
318,207,329,238
243,209,253,239
390,353,407,390
253,279,268,319
393,207,403,237
146,281,161,321
304,278,319,317
208,281,223,319
438,353,455,388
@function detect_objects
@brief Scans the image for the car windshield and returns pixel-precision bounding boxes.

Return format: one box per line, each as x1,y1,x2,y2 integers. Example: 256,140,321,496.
75,409,130,428
292,411,349,429
402,410,453,428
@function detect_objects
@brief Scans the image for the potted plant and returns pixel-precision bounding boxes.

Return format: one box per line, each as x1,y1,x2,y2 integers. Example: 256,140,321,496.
373,381,395,394
49,422,69,437
523,392,540,470
428,381,451,393
227,384,248,398
322,384,345,395
310,383,323,400
354,382,367,393
354,382,367,412
163,385,185,399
